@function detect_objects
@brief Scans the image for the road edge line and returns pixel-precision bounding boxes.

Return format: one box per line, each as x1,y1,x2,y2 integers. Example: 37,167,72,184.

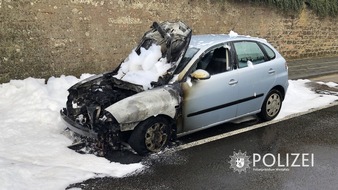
175,101,338,151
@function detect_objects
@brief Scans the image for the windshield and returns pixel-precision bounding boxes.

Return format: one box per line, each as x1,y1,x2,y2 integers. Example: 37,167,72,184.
174,47,200,74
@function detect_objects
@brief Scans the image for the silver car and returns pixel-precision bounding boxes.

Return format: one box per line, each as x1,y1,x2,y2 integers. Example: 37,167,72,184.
61,21,288,155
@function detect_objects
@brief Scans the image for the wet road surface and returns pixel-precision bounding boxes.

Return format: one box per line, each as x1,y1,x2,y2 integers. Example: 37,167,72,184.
68,102,338,190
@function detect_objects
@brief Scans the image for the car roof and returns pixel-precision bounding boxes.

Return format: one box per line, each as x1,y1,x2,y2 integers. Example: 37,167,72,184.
189,34,268,50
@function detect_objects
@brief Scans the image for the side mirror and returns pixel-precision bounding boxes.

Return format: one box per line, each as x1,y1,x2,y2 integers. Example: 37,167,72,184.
190,69,211,80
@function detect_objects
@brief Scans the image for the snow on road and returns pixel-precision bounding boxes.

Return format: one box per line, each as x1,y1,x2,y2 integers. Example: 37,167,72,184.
0,75,143,190
276,79,338,119
0,76,337,190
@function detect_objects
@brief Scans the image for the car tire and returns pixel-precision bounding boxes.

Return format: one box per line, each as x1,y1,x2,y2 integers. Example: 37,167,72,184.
128,116,171,156
258,89,283,121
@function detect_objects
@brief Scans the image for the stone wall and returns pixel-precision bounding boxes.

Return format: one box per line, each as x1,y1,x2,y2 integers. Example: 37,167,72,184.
1,0,337,83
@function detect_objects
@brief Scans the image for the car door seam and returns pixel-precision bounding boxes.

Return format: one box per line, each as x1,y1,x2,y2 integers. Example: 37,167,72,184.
187,93,264,117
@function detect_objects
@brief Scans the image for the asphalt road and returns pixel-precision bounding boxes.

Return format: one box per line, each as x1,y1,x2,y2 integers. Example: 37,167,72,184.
68,101,338,190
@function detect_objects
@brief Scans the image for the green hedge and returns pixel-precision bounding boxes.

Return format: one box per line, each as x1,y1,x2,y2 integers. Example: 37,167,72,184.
307,0,338,17
230,0,338,17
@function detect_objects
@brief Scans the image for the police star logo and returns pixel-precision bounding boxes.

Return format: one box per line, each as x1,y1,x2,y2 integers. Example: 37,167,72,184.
229,150,252,173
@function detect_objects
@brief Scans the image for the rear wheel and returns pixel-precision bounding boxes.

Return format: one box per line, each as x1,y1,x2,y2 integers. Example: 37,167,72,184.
128,117,171,155
258,89,283,121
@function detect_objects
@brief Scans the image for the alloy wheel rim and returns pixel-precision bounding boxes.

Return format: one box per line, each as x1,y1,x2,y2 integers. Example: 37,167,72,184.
145,123,168,152
266,93,281,117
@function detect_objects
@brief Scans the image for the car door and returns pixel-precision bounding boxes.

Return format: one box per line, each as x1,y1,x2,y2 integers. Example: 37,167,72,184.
232,41,277,116
181,46,239,133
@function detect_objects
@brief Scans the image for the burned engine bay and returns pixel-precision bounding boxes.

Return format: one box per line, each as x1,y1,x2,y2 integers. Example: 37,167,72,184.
60,21,192,155
62,73,144,154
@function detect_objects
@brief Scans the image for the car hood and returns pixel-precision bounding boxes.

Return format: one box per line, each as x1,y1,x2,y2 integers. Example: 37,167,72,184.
136,21,192,64
113,21,192,88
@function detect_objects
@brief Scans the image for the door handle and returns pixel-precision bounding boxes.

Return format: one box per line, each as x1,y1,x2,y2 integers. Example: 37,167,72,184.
268,69,276,74
229,79,238,85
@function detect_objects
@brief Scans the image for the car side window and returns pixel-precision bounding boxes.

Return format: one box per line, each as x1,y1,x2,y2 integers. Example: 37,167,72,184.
261,43,276,60
195,47,228,75
233,41,265,68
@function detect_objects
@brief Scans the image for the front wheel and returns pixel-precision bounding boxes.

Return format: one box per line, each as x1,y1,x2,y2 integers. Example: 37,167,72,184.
258,89,283,121
128,117,171,155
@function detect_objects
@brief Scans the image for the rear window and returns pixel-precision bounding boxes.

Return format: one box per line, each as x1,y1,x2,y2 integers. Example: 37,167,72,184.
261,43,276,60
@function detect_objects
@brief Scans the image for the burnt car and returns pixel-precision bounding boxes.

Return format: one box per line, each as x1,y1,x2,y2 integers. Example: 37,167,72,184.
61,21,288,155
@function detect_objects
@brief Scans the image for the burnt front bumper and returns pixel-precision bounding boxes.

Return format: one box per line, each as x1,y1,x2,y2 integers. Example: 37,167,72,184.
60,108,98,139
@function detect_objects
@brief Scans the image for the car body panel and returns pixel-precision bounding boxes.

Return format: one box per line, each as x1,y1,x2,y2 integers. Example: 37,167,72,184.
181,70,239,132
105,86,180,131
175,35,288,136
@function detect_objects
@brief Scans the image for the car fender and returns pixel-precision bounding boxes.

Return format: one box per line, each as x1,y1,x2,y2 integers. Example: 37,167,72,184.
105,86,180,131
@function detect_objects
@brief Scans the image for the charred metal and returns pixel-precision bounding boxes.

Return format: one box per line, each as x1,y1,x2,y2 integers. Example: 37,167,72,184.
60,21,191,154
61,74,143,151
